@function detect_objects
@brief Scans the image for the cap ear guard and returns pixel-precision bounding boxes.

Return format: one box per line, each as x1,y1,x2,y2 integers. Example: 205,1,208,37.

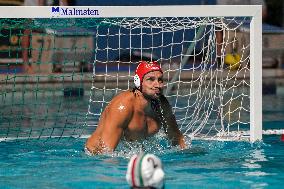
134,61,163,90
134,74,141,88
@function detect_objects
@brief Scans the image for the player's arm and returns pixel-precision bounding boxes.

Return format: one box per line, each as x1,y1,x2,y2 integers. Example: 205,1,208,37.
99,100,133,151
159,95,186,149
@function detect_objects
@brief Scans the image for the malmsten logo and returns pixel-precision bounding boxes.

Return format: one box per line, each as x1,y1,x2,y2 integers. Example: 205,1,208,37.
51,7,99,16
52,7,59,13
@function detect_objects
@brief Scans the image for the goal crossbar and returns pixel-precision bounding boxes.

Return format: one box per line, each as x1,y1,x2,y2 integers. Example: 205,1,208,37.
0,6,262,142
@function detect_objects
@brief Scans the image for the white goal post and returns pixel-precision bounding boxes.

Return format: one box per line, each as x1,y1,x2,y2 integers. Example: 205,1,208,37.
0,6,262,142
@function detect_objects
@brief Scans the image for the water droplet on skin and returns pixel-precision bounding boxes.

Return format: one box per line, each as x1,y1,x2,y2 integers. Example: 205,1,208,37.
118,103,125,112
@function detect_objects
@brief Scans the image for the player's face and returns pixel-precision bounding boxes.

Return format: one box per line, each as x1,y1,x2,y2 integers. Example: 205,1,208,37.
141,71,163,99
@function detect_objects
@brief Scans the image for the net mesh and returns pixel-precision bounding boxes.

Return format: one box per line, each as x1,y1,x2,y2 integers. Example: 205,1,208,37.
0,17,251,141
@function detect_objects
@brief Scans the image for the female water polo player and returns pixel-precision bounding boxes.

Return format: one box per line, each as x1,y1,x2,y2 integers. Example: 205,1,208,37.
85,61,186,155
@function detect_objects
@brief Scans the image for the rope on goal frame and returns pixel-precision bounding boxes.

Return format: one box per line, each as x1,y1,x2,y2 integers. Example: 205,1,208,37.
223,129,284,136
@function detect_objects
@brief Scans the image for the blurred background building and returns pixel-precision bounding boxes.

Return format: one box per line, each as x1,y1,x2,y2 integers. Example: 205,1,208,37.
0,0,283,95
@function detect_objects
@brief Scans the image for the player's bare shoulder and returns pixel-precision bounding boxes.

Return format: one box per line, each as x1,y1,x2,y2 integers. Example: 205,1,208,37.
107,90,136,112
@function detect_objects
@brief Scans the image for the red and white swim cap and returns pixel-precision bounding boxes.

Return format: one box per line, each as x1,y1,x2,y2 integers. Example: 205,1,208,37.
134,61,163,88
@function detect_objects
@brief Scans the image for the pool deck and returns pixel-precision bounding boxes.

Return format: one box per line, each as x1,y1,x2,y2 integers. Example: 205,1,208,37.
1,69,284,94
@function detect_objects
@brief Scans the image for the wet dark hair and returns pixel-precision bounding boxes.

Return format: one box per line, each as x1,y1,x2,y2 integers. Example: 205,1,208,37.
131,87,138,93
131,88,167,134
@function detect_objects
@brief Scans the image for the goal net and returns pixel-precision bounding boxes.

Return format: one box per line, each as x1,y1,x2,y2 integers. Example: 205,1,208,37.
0,6,262,142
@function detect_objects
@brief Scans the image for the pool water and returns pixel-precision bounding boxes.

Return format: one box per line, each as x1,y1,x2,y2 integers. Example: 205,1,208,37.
0,94,284,188
0,135,283,189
